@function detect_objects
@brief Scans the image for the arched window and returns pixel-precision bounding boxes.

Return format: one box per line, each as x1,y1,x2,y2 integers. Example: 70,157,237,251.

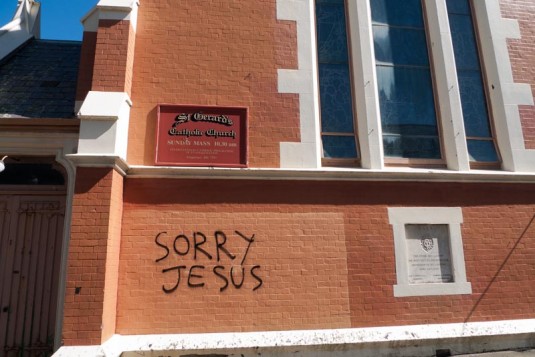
311,0,527,170
316,0,360,165
446,0,500,167
371,0,442,162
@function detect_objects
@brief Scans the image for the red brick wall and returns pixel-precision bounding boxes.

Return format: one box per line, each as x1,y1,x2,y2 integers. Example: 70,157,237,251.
117,179,535,335
123,0,533,164
62,168,123,345
127,0,299,166
75,31,97,102
500,0,535,149
101,169,124,341
91,19,135,96
124,23,136,97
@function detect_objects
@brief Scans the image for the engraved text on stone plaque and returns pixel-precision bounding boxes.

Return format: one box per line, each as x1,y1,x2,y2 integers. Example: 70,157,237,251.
406,224,453,284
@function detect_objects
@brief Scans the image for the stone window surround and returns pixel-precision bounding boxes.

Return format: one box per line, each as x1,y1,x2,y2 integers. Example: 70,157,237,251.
388,207,472,297
277,0,534,172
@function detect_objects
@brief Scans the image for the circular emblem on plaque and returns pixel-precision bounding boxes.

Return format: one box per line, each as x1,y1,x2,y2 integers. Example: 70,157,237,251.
420,237,434,252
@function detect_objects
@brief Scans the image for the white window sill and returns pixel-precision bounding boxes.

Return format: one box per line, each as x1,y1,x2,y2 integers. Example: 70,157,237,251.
394,282,472,297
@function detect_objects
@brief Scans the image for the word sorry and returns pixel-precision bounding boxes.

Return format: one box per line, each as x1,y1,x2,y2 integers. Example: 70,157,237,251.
155,230,263,293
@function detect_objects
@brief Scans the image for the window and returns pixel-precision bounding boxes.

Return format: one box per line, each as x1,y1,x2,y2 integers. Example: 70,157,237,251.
446,0,500,167
371,0,442,162
311,0,530,170
388,207,472,297
316,0,360,164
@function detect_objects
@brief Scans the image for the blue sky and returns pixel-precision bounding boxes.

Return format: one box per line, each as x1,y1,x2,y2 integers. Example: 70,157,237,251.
0,0,98,41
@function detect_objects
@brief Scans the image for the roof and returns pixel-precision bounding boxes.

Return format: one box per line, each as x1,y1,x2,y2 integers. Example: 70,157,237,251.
0,39,81,119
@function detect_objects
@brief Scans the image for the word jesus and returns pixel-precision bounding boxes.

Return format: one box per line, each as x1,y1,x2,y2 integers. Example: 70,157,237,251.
155,230,263,293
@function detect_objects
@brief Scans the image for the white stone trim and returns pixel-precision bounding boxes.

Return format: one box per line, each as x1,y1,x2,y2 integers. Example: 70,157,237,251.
76,91,132,161
0,0,40,61
81,0,139,33
52,153,77,351
388,207,471,297
80,10,100,33
277,0,322,169
124,165,535,183
472,0,534,172
347,0,383,170
0,130,78,351
66,154,128,176
424,0,471,172
52,319,535,357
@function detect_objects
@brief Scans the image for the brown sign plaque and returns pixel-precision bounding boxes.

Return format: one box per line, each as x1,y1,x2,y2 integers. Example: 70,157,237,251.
156,105,248,167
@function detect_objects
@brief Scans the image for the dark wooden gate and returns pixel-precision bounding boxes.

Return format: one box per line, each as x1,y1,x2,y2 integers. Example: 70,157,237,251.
0,195,65,357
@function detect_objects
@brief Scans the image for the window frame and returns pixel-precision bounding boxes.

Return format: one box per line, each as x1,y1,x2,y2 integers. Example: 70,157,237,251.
371,0,447,168
315,0,362,167
388,207,472,297
313,0,524,171
460,0,502,170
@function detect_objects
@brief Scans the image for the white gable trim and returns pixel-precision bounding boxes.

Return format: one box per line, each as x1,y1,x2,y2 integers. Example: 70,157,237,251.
0,0,40,61
81,0,140,33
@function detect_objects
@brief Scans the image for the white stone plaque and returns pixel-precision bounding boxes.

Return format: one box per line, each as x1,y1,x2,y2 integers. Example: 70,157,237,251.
405,224,453,284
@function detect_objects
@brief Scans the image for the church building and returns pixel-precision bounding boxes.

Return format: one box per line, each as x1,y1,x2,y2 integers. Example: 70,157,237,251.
0,0,534,355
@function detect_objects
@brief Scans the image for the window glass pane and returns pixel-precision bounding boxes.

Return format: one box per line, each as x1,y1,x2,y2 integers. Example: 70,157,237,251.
446,0,471,15
372,0,441,161
383,134,441,159
370,0,424,27
467,140,498,163
319,64,355,133
377,66,438,135
316,1,349,63
458,70,491,137
449,14,480,70
316,0,359,161
322,135,358,158
447,1,499,164
373,26,429,66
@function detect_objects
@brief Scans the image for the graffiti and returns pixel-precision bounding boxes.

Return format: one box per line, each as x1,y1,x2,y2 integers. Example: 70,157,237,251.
155,230,263,293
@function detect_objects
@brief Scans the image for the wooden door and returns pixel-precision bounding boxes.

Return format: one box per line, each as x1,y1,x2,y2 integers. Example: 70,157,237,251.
0,195,65,357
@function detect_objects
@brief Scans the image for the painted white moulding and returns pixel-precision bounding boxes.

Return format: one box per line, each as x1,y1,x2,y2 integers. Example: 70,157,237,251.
0,129,78,352
469,0,534,172
277,0,322,169
388,207,472,297
0,0,40,61
424,0,471,172
75,91,132,162
347,0,383,170
52,319,535,357
81,0,140,33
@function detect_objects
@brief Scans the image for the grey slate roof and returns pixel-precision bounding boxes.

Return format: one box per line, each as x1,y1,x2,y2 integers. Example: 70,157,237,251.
0,39,81,119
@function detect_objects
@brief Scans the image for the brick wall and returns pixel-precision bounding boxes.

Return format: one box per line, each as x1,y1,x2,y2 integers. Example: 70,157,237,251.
101,169,124,341
91,20,135,96
75,31,97,102
117,179,535,335
62,168,123,345
124,0,534,166
127,0,299,166
500,0,535,149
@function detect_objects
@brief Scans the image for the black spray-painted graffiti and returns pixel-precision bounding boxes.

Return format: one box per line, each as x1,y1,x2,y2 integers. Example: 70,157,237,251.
155,230,263,293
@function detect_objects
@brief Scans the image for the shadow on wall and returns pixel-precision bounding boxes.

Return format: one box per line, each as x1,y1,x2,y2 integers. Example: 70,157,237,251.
124,179,535,207
464,214,535,324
